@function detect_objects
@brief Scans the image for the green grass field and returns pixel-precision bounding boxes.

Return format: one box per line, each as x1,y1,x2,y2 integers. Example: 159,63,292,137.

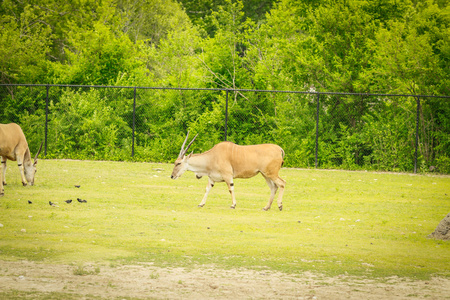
0,159,449,280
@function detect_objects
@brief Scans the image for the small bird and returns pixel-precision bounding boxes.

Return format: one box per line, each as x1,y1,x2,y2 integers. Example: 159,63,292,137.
49,201,58,207
65,199,72,203
28,200,32,204
74,185,81,188
77,198,87,203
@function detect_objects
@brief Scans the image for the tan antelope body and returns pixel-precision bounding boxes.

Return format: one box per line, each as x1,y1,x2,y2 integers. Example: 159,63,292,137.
0,123,42,196
171,133,286,210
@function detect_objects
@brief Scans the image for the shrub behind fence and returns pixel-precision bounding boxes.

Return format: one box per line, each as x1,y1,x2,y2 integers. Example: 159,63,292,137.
1,84,449,173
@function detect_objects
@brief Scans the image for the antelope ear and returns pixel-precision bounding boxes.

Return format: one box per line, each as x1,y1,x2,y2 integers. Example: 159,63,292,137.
187,152,193,158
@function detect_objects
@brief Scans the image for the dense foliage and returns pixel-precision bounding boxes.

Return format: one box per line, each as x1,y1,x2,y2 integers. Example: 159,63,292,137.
0,0,449,173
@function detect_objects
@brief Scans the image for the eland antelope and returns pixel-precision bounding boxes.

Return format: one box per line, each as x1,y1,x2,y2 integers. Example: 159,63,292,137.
171,132,286,210
0,123,43,196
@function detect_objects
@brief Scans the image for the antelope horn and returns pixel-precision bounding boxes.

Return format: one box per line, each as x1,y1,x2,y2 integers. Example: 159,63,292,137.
178,132,190,158
34,141,44,164
184,133,198,154
178,132,198,158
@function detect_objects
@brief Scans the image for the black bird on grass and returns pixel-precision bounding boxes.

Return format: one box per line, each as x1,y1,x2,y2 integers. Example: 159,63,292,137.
28,200,32,204
75,185,81,188
65,199,72,203
77,198,87,203
49,201,57,207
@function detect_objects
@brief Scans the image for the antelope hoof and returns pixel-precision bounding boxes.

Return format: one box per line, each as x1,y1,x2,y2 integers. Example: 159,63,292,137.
3,182,6,185
0,193,4,197
262,207,269,211
279,205,283,211
198,204,205,208
22,182,27,187
230,205,236,209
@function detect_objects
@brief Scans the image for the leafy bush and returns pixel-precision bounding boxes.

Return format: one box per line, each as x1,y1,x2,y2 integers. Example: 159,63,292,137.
46,89,131,160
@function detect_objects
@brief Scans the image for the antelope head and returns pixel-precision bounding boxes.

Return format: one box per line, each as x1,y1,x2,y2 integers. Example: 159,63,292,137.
171,132,197,179
24,141,43,186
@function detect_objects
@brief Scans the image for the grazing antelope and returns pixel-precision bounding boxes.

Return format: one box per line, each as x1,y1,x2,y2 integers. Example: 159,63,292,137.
171,132,286,211
0,123,43,196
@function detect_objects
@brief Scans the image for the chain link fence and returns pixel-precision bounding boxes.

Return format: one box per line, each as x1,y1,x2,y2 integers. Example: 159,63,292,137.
1,84,449,173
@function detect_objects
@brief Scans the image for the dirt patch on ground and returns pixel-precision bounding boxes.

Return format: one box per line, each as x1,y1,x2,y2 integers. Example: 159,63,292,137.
0,260,449,299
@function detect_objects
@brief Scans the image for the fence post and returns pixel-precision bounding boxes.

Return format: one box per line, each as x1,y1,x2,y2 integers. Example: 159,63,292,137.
414,96,420,173
132,87,137,157
224,89,229,141
45,84,49,156
315,92,320,168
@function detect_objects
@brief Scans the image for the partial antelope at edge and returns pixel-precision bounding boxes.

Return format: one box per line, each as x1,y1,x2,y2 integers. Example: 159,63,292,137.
0,123,43,196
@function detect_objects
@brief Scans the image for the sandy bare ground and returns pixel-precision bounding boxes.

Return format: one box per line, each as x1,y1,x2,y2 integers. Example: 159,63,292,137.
0,260,449,299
